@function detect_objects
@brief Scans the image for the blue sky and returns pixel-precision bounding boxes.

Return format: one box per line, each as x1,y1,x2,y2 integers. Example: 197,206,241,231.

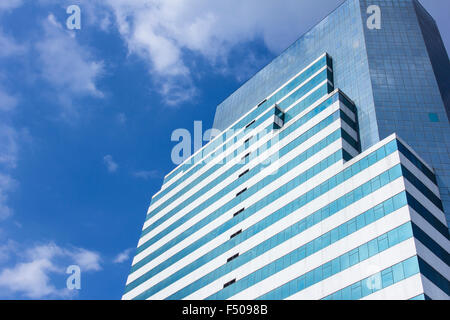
0,0,448,300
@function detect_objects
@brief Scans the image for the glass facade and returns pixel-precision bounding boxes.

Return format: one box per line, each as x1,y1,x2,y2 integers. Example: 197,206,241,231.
213,0,375,150
212,0,450,227
361,0,450,228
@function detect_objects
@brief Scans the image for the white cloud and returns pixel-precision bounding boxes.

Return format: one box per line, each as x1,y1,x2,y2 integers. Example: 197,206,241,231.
68,248,102,272
0,30,23,112
36,14,104,116
113,248,133,264
0,124,19,169
132,169,160,180
0,242,102,299
96,0,339,105
103,155,118,173
0,173,17,220
0,31,23,220
0,125,19,220
25,243,102,272
0,29,25,58
30,0,339,106
116,112,127,125
0,258,63,299
0,240,17,263
0,0,23,12
0,87,18,112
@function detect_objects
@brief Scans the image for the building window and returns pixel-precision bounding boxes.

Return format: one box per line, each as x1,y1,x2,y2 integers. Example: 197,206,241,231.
236,188,247,197
227,253,239,263
257,99,267,107
230,229,242,239
428,113,439,122
241,152,251,160
244,136,253,144
245,120,256,129
223,279,236,288
233,208,245,217
238,169,249,178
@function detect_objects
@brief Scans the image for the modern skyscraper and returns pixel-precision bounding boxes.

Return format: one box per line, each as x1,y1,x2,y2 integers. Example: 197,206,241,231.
123,0,450,300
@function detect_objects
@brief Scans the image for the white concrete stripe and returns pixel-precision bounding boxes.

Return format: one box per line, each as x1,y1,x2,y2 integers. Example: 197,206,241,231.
341,140,359,158
361,274,424,300
342,134,397,168
414,239,450,281
404,179,447,225
339,103,357,122
420,274,449,300
409,207,450,254
285,238,418,300
400,153,440,197
227,206,413,300
340,119,358,142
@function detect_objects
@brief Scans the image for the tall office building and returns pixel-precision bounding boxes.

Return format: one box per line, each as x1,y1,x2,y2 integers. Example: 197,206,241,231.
123,0,450,300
